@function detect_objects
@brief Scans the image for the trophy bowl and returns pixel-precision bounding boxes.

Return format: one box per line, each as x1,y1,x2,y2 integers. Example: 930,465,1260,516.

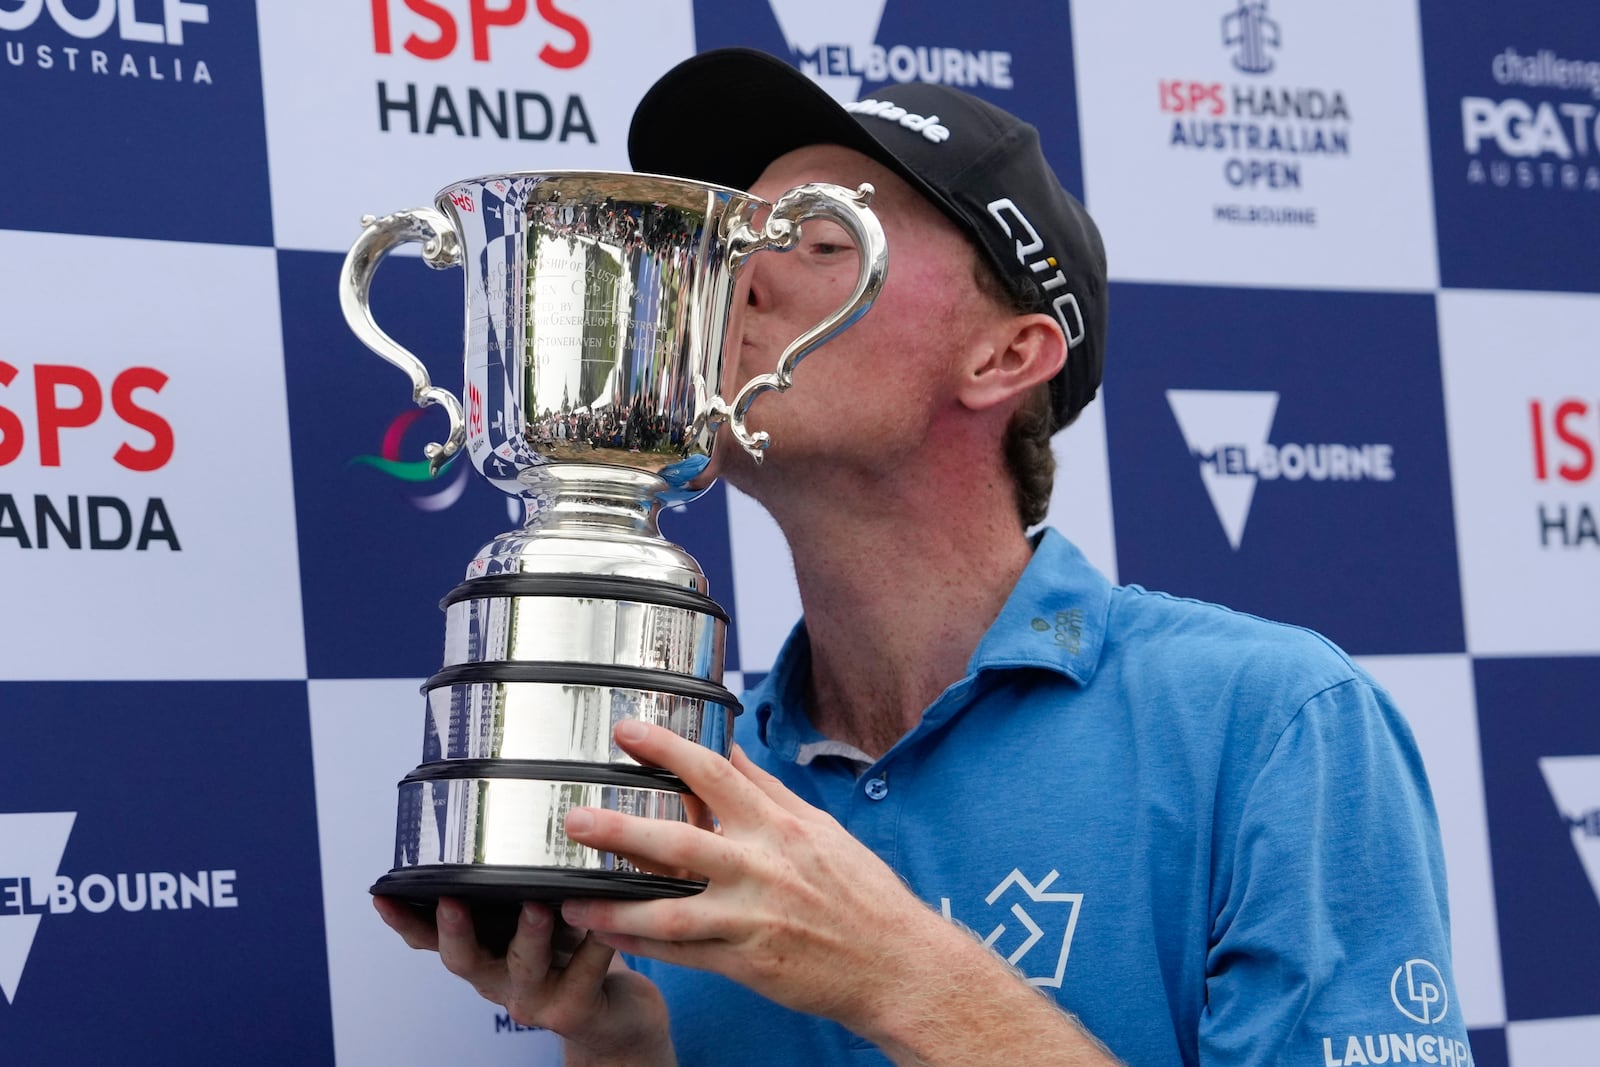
338,170,886,915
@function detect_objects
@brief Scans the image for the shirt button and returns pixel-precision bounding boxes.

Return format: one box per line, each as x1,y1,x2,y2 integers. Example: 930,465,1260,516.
864,777,889,801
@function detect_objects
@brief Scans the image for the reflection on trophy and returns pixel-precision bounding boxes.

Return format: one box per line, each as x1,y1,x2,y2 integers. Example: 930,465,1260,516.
339,171,887,914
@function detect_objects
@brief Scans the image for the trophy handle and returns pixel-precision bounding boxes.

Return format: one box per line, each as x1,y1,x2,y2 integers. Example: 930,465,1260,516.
339,209,466,476
710,182,888,459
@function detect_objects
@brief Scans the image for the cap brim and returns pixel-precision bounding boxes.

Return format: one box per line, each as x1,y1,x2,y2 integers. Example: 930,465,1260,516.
628,49,949,212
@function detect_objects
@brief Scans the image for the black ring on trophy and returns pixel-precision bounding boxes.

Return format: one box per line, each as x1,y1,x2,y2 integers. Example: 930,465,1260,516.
400,758,690,792
422,661,743,712
440,572,732,624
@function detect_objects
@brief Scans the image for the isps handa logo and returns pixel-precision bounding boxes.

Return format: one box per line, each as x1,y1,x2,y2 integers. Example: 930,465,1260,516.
350,408,471,512
371,0,595,144
1,0,215,87
1167,390,1396,549
1158,0,1352,227
1529,396,1599,549
0,360,180,552
0,812,239,1005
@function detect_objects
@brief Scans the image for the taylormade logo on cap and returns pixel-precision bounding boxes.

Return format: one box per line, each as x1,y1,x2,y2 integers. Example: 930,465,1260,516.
844,99,951,143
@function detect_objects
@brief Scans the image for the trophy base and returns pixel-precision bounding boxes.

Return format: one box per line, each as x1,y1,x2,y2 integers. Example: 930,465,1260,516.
372,866,706,956
371,864,706,902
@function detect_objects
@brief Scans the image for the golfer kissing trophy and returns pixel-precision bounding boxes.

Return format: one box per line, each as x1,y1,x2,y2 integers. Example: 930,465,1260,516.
339,171,887,919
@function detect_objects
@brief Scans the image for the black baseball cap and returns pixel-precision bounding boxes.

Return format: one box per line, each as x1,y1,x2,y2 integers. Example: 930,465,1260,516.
628,48,1107,430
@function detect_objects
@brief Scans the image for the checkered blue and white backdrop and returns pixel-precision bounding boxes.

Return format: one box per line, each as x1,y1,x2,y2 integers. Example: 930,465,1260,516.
1,2,1595,1063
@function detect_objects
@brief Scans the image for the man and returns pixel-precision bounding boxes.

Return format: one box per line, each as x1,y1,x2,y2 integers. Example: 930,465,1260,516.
379,48,1469,1066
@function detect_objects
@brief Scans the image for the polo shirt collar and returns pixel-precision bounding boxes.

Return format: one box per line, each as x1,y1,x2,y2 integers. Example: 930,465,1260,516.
749,528,1113,757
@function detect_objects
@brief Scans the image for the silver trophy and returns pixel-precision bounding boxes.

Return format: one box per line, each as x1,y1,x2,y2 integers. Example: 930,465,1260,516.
339,171,886,919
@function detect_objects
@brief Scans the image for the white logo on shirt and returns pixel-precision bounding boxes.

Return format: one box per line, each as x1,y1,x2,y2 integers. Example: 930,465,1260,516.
940,867,1083,988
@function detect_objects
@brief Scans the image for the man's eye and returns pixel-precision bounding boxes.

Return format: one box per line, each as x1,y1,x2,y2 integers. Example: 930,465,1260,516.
810,242,846,255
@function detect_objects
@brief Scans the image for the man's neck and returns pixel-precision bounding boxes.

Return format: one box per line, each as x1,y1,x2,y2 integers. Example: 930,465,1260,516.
756,465,1035,759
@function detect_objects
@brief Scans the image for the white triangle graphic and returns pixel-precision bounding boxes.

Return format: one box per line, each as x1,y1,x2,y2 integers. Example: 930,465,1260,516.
1539,756,1600,909
1166,390,1279,550
0,811,76,1004
766,0,891,101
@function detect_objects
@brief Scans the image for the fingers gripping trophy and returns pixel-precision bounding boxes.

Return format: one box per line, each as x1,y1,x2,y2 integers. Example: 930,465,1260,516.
339,171,887,933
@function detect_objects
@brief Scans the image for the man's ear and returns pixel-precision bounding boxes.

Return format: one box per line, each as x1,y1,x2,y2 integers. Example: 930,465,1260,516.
956,313,1067,415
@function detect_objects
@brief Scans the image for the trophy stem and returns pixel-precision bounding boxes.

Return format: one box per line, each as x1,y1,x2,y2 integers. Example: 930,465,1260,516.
519,463,668,542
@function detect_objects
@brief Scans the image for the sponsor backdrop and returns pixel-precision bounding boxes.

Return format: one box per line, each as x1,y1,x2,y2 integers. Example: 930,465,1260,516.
0,0,1595,1062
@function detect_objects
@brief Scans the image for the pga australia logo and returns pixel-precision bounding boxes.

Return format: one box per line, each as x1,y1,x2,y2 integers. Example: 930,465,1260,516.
939,868,1083,989
0,812,239,1005
1460,48,1600,195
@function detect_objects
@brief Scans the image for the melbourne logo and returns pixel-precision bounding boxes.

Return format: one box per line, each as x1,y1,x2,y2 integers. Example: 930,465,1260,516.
1,0,214,86
1540,755,1600,909
760,0,1013,99
1461,48,1600,195
1158,2,1352,227
939,868,1083,989
1166,390,1396,549
350,408,471,513
0,812,239,1005
0,360,180,551
1529,396,1599,549
370,0,595,143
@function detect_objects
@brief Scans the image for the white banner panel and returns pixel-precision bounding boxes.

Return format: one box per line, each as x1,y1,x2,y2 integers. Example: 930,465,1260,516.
1438,289,1600,655
0,230,304,680
309,678,562,1065
259,0,696,251
1071,0,1438,291
1356,654,1506,1029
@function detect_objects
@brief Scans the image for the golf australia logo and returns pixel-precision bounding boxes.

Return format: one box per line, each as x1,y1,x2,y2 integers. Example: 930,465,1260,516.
939,868,1083,989
1166,390,1396,549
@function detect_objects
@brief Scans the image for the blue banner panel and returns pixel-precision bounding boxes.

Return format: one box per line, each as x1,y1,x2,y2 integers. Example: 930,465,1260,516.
1104,283,1463,655
1467,1028,1508,1067
689,0,1085,197
0,0,272,246
1420,0,1600,292
279,249,741,679
1475,656,1600,1023
0,681,331,1064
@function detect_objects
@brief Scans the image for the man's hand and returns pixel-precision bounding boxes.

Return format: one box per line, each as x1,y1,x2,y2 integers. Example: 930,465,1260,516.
374,895,676,1067
560,720,942,1035
560,719,1124,1067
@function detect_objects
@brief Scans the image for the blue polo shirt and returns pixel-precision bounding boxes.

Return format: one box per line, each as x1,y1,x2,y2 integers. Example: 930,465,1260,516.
628,530,1470,1066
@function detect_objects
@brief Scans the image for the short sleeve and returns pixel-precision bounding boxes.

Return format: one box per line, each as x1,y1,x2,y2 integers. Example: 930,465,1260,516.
1199,678,1475,1067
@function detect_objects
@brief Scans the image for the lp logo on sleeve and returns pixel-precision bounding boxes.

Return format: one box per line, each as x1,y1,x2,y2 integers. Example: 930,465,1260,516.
1390,958,1448,1025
